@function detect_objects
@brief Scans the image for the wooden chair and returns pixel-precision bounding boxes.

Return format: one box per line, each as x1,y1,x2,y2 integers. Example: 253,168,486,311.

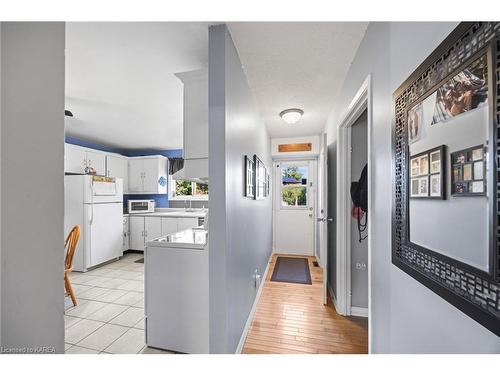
64,225,81,307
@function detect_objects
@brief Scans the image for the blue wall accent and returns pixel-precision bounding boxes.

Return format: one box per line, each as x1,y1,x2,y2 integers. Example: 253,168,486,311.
125,149,182,158
65,135,126,154
65,135,182,208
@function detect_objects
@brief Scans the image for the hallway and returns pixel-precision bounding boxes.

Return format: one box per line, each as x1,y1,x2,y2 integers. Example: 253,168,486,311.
242,255,368,354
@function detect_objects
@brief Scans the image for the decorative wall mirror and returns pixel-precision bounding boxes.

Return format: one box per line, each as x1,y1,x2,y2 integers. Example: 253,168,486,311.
392,22,500,336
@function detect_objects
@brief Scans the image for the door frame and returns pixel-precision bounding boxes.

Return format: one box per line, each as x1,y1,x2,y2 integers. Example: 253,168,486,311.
272,158,318,256
336,75,372,341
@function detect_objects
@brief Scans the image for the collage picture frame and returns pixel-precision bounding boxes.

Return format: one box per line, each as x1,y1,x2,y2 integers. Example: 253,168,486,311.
409,145,446,200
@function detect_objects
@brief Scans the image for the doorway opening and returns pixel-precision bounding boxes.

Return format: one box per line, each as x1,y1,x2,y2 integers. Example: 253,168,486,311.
334,75,372,350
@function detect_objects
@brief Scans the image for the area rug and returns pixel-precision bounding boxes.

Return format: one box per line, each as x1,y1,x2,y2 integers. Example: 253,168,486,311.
270,257,312,285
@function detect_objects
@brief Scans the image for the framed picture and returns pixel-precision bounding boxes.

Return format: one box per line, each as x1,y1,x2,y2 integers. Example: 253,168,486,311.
254,155,266,200
409,145,445,199
450,145,486,196
244,155,254,198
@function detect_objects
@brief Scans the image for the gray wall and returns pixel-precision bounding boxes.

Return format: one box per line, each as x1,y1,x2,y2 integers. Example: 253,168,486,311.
350,111,368,309
325,22,500,353
0,22,65,352
208,24,273,353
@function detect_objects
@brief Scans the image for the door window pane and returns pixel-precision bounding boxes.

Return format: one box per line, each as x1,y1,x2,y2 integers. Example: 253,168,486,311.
281,165,308,207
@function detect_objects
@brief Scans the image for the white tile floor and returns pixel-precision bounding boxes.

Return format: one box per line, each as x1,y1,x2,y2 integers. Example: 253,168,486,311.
64,253,172,354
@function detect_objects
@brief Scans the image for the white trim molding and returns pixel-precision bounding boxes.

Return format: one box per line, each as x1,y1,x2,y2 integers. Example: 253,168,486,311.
235,254,272,354
335,75,373,353
350,306,369,318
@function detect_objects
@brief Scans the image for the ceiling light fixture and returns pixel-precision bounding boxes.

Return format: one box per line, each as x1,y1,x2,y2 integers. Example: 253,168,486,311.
280,108,304,124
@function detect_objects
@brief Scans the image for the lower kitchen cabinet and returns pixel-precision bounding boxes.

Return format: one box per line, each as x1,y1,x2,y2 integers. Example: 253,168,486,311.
177,217,199,232
129,216,146,251
128,215,202,251
161,217,178,236
145,217,162,243
122,216,130,253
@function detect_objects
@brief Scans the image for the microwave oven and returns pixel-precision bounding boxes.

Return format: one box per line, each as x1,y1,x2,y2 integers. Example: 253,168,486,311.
128,199,155,214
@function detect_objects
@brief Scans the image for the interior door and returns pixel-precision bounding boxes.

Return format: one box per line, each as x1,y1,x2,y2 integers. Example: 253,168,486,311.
89,202,123,267
317,134,329,304
274,160,316,255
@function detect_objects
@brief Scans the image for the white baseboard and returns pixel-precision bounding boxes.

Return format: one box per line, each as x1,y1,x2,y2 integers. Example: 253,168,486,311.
351,306,368,317
329,284,339,312
235,254,272,354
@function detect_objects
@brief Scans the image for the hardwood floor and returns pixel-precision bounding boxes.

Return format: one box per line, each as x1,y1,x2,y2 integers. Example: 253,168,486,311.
242,254,368,354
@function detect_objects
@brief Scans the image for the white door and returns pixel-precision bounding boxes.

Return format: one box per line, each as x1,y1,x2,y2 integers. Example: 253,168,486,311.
317,134,329,304
142,158,159,193
129,216,145,250
89,203,123,267
177,217,199,232
128,159,144,193
65,144,86,174
274,160,316,255
86,151,106,176
145,217,163,242
107,155,129,193
161,217,178,236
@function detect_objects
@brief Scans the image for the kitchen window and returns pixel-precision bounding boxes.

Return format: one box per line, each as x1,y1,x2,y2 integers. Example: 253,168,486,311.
169,176,209,200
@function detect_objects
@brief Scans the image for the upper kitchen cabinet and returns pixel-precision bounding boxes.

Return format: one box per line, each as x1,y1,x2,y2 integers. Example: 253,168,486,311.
173,69,208,182
65,144,106,176
106,154,129,193
128,156,168,194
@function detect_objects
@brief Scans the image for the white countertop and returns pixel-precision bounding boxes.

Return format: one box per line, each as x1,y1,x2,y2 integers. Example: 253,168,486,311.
124,210,206,218
146,227,208,249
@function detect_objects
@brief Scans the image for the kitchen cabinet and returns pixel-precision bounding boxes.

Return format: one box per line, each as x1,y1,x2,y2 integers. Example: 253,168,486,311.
107,155,129,193
129,215,203,251
65,144,87,174
122,216,130,253
129,216,146,251
145,217,162,243
177,217,199,232
86,150,106,176
128,156,168,194
161,217,178,236
64,144,106,175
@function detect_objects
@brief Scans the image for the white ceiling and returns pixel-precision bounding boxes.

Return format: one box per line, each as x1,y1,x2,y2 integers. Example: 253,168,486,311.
66,22,367,150
65,22,210,150
227,22,368,138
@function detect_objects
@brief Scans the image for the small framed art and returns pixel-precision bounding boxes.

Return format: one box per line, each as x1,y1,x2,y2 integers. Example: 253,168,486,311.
450,145,486,196
409,145,445,199
244,155,254,198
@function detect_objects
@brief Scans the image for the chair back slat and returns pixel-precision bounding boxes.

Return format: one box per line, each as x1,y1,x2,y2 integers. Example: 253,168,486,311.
65,225,81,271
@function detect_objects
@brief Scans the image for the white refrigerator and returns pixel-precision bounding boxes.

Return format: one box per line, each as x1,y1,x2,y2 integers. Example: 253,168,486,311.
65,175,123,272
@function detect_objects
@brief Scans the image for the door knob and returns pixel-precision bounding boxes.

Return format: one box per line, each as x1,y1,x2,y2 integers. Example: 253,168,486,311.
327,218,334,222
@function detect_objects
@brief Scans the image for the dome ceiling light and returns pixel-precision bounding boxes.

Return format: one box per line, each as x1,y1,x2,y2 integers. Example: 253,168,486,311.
279,108,304,124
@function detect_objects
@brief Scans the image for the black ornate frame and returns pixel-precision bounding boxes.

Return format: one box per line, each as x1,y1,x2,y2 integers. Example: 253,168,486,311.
392,22,500,336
